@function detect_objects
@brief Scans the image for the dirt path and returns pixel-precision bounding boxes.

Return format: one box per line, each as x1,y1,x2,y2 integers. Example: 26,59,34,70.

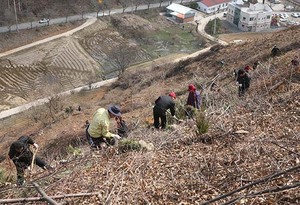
0,18,97,58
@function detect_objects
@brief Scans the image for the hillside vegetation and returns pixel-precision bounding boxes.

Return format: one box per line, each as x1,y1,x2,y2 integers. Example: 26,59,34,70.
0,20,300,205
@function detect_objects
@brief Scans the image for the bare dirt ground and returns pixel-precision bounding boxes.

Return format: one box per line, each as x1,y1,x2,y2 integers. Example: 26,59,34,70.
219,31,276,43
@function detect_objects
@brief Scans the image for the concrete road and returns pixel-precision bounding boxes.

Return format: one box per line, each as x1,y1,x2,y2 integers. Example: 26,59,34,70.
0,0,195,33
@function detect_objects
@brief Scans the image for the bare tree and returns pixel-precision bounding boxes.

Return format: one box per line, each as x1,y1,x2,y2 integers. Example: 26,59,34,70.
103,0,113,15
105,43,138,76
132,0,144,12
119,0,131,13
159,0,165,7
144,0,152,10
4,8,14,32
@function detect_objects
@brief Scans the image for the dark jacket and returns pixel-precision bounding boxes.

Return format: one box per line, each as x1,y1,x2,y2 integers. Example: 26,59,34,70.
291,59,299,66
9,136,35,168
154,95,175,116
271,46,280,57
237,72,251,90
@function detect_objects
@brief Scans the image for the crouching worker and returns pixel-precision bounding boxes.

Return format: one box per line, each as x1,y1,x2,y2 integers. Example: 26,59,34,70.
86,105,122,148
153,92,176,129
9,136,51,186
236,69,250,97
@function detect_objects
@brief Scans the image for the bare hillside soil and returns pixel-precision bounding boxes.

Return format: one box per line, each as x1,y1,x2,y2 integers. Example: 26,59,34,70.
0,26,299,204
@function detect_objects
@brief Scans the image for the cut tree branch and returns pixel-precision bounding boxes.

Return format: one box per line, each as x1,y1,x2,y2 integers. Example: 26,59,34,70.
221,181,300,205
201,164,300,205
32,182,61,205
0,191,101,204
271,141,300,157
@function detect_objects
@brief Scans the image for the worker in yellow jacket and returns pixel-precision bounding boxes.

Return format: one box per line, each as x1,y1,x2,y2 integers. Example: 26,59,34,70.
86,105,122,148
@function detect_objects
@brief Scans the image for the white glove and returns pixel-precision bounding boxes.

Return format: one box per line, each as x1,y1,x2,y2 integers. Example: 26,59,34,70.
239,84,242,87
33,143,39,149
112,134,121,140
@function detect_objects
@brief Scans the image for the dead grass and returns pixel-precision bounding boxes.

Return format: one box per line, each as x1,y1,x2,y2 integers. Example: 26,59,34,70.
0,21,84,53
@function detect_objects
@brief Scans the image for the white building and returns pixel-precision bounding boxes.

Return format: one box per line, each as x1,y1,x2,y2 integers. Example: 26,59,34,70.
226,0,272,32
166,3,196,23
197,0,231,14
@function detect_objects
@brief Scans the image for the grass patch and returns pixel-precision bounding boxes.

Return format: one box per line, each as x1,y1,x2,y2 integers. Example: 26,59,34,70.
140,25,205,57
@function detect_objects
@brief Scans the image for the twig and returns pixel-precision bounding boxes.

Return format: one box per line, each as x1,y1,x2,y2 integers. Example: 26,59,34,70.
0,191,101,204
271,141,300,157
248,181,300,197
221,181,300,205
201,164,300,205
288,64,294,91
32,182,61,205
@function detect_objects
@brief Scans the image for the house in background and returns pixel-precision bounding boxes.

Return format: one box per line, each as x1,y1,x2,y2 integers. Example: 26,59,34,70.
197,0,231,14
226,0,272,32
166,3,196,23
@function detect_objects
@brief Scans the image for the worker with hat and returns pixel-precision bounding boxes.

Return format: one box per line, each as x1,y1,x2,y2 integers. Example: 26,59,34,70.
186,84,201,109
86,105,122,148
153,92,176,129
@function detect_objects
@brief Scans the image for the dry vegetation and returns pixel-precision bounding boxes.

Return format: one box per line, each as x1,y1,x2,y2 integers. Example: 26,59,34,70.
0,12,206,111
0,19,300,205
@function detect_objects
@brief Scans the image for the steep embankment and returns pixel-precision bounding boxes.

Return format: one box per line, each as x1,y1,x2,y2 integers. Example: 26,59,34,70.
0,26,299,204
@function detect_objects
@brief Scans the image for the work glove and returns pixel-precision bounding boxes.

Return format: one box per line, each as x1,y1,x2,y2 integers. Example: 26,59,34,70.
111,134,121,140
239,84,242,87
33,143,39,149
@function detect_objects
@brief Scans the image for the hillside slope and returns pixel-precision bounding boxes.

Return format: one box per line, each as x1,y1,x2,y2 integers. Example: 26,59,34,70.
0,26,299,204
0,12,206,112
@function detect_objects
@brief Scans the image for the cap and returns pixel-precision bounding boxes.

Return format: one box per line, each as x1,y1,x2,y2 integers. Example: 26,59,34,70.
188,84,196,92
169,92,176,99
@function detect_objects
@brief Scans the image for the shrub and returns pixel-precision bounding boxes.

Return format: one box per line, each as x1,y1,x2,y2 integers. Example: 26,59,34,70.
174,100,196,120
65,106,73,114
189,2,198,10
195,111,209,135
67,144,82,156
118,139,141,153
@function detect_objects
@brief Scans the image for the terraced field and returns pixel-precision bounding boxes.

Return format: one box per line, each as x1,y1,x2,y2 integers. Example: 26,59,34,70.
81,28,152,77
0,37,100,111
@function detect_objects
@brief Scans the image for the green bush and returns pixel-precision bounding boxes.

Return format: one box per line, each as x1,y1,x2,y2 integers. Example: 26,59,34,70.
174,100,186,119
118,139,141,153
67,144,82,156
195,111,209,135
65,106,73,114
189,2,198,10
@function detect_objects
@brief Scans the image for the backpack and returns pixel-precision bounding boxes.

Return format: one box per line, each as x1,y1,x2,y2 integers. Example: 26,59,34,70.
117,120,129,138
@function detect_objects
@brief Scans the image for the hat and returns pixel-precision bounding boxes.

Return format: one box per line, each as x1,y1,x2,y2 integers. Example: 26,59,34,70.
238,69,245,75
108,105,121,117
169,92,176,99
188,84,196,91
12,141,24,151
245,65,251,71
